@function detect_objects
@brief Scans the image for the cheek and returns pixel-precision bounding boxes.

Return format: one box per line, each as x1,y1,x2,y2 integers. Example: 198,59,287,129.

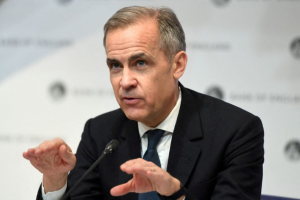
144,86,160,106
152,78,173,104
110,78,120,94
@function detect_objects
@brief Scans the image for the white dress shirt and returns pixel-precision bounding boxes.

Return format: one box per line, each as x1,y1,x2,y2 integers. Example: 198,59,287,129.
42,90,182,200
138,89,181,171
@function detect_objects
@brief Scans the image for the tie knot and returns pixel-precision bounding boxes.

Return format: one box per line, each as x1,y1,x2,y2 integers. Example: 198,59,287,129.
146,129,165,149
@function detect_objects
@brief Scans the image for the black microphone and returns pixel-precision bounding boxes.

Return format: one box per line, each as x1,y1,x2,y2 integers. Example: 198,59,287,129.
103,140,120,155
60,140,119,200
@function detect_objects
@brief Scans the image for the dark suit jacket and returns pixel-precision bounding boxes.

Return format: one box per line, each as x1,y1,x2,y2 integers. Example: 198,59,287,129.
37,84,264,200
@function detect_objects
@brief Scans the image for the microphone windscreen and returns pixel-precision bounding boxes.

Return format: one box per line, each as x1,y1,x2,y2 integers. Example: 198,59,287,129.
105,140,119,152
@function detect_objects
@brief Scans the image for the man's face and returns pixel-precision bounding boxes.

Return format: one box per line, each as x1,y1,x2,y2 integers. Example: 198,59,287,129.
105,19,179,127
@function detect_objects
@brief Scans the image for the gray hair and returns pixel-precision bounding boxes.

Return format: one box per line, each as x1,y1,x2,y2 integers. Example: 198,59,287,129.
103,6,186,62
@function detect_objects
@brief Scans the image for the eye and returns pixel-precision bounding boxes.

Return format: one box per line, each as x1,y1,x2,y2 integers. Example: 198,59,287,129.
111,62,121,69
136,60,146,67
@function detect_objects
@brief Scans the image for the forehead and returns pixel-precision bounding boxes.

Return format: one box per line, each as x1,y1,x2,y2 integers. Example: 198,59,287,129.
105,19,160,57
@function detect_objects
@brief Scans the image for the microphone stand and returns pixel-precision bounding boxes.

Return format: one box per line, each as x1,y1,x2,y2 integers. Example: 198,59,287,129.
60,140,119,200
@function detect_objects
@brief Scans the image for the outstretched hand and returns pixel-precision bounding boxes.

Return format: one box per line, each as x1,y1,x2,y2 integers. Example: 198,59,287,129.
23,137,76,193
110,158,183,199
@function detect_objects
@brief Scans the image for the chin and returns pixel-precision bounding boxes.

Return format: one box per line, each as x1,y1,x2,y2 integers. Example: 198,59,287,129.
123,109,146,122
124,113,143,122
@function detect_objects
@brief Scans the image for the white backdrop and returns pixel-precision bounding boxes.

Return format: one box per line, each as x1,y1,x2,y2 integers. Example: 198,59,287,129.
0,0,300,199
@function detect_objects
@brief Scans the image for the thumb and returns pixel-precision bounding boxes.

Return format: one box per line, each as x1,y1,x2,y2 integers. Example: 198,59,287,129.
110,180,133,196
59,144,75,164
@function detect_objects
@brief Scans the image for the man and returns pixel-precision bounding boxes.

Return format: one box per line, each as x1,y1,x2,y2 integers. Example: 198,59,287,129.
23,6,264,200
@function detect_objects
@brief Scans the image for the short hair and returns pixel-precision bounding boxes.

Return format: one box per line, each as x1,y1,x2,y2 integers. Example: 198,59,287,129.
103,6,186,62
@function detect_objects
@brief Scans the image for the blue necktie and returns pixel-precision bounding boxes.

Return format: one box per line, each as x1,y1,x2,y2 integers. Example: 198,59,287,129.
138,129,165,200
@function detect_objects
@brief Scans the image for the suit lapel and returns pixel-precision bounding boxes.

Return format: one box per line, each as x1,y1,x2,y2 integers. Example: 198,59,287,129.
167,83,203,186
112,83,203,198
116,118,140,200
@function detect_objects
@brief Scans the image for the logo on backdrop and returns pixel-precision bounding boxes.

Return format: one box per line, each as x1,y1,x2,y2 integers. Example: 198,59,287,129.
212,0,230,6
285,140,300,161
188,42,231,51
290,37,300,59
205,86,224,100
49,82,67,100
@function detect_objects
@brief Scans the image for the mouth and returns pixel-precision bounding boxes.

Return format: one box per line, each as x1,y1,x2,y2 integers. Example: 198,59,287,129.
122,97,140,105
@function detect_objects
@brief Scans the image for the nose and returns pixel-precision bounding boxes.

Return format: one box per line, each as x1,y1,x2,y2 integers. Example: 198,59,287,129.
120,67,137,89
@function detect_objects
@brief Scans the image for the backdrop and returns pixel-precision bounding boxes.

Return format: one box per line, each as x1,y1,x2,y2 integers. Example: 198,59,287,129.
0,0,299,199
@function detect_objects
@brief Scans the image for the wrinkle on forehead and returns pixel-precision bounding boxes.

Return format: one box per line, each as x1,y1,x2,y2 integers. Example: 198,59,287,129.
105,19,160,57
107,43,155,56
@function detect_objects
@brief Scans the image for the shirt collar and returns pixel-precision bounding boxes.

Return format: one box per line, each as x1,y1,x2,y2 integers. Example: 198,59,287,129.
138,88,182,138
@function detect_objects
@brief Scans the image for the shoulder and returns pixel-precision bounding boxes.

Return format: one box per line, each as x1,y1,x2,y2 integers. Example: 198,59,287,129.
182,86,263,133
186,87,258,120
85,108,128,131
93,108,127,123
79,108,132,150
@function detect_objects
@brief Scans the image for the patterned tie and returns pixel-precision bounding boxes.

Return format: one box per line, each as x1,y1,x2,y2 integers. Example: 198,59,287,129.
138,129,165,200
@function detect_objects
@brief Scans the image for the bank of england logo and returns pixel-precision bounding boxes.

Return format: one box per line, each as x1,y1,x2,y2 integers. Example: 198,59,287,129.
205,86,224,100
212,0,230,7
49,82,67,100
290,37,300,59
285,140,300,161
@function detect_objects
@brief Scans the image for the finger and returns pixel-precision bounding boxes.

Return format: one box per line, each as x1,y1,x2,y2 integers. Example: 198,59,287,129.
120,158,148,172
23,152,31,160
110,181,133,196
121,158,144,166
26,146,48,157
26,148,37,156
40,140,60,153
23,149,42,162
121,163,146,174
121,160,157,175
35,139,63,156
27,140,52,156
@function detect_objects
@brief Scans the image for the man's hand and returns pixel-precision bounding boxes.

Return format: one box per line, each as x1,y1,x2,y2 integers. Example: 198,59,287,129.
110,158,184,200
23,137,76,193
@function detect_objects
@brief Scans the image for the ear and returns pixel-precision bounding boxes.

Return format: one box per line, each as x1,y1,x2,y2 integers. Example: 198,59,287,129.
172,51,188,80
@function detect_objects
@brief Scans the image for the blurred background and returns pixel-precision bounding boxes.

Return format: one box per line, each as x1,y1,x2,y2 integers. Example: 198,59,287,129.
0,0,299,199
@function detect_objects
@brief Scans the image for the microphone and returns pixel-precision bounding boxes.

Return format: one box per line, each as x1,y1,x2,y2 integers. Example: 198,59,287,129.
103,140,119,154
60,140,119,200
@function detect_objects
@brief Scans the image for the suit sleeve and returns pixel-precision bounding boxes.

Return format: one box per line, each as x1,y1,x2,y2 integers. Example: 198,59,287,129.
36,119,104,200
67,118,104,199
36,185,43,200
185,116,264,200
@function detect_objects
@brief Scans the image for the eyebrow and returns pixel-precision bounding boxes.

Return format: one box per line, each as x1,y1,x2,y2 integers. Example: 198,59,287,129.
106,58,119,65
128,53,147,63
106,53,149,65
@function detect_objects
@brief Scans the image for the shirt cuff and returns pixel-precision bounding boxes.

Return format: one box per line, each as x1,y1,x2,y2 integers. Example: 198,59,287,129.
41,182,67,200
